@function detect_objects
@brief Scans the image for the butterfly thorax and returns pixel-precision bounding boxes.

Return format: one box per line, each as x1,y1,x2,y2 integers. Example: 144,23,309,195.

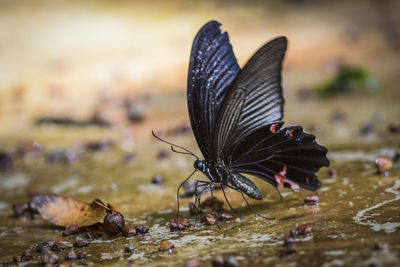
194,160,229,184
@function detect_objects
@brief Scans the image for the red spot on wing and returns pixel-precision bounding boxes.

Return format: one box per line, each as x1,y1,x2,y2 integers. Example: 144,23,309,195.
270,123,279,134
274,165,300,192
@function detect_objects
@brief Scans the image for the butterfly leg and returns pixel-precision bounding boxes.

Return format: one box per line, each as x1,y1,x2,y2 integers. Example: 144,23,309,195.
226,184,274,220
193,180,211,229
220,185,237,213
176,169,197,218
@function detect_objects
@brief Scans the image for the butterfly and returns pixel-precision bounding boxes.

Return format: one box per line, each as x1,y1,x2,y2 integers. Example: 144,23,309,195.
153,20,329,219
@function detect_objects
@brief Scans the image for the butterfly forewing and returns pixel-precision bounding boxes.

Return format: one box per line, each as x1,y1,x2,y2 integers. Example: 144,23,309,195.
213,37,287,161
187,20,240,159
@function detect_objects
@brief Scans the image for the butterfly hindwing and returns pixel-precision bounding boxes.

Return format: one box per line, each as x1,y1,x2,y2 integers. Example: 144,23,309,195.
187,20,240,159
213,37,287,161
230,122,329,191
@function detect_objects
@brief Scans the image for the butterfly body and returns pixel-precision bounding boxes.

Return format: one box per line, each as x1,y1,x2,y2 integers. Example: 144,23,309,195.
194,159,263,200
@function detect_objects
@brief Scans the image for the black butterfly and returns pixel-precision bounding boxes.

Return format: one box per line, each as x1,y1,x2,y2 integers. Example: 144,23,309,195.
153,20,329,218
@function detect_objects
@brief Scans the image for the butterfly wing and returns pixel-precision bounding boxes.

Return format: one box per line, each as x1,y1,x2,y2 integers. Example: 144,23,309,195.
213,36,329,192
187,20,241,159
230,122,329,191
213,37,287,160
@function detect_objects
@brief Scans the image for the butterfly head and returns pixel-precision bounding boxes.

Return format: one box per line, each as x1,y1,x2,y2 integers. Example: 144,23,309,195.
194,160,206,172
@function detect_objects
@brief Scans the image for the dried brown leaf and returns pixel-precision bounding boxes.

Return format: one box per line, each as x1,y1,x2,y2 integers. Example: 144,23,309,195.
31,193,107,227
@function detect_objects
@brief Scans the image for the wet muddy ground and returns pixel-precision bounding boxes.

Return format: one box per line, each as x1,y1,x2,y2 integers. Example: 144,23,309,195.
1,0,400,266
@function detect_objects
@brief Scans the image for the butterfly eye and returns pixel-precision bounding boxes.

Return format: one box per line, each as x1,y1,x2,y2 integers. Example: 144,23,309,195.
194,160,204,171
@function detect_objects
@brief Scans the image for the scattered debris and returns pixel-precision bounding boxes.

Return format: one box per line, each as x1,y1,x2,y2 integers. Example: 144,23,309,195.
123,226,137,237
304,195,320,205
36,240,66,252
215,212,233,221
388,123,400,135
41,248,59,265
13,250,33,263
374,242,389,251
156,149,169,160
376,156,393,176
212,255,238,267
189,202,201,215
135,225,150,234
124,245,137,253
203,214,217,225
200,197,224,212
35,116,111,127
63,225,79,236
151,174,165,185
103,205,125,235
170,218,190,231
31,194,107,227
0,151,14,171
327,168,338,178
159,240,174,252
330,110,347,124
85,139,114,152
73,239,89,248
297,224,313,235
123,153,137,164
359,123,374,136
65,249,85,260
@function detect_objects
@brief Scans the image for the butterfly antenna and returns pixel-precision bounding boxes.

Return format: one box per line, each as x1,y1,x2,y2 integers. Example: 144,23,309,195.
152,130,199,161
274,186,283,201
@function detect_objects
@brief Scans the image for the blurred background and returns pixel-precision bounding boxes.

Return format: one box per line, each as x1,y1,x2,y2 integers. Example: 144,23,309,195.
0,0,399,146
0,0,399,265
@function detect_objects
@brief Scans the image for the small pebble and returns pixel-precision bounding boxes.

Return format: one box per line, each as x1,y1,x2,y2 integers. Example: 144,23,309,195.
73,239,89,248
374,242,389,251
12,203,30,217
0,151,14,171
201,197,224,212
376,156,393,175
135,225,150,234
393,151,400,162
388,123,400,135
327,168,338,178
170,218,190,231
63,225,79,236
203,214,217,225
304,195,319,205
297,224,313,235
123,226,137,237
13,250,33,262
159,240,174,251
151,174,165,185
124,245,137,253
289,229,299,237
360,123,374,136
127,261,137,267
123,153,136,164
216,212,233,221
41,248,59,265
65,249,85,260
189,203,201,215
157,150,169,160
